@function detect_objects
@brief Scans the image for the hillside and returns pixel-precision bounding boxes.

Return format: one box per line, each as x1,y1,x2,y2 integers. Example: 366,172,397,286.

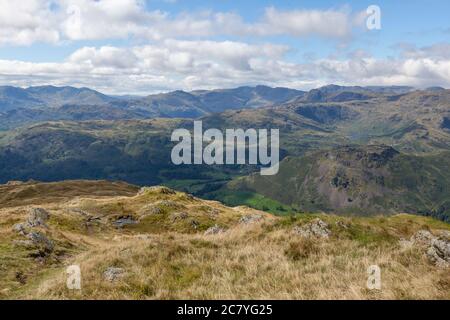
0,180,449,300
224,145,450,221
0,86,115,111
0,86,449,222
2,85,448,136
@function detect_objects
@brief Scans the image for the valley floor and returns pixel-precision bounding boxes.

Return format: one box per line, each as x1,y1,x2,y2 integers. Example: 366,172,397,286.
0,180,449,300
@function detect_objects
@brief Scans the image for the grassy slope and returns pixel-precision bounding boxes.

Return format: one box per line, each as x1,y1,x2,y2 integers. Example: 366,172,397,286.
0,180,449,300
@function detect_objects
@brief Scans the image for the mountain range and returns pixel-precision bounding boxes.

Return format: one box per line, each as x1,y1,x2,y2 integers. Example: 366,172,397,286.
0,84,449,221
0,84,428,130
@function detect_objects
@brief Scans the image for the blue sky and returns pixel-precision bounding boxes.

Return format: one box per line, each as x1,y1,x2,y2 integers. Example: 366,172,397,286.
0,0,449,94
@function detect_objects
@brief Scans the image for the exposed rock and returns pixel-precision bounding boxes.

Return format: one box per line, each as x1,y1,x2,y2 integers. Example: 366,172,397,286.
27,208,50,228
410,230,450,268
438,230,450,239
293,219,331,239
184,194,195,201
12,223,28,236
239,214,263,225
411,230,434,246
171,211,189,222
26,231,54,253
12,208,54,254
204,224,226,235
427,239,450,268
112,216,138,228
104,267,125,282
6,181,24,186
138,186,176,196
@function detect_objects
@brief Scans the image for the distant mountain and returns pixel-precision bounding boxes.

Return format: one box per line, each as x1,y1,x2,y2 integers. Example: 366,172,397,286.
118,85,306,118
293,85,415,103
0,85,306,127
225,145,450,221
3,84,446,129
0,104,152,130
0,85,116,111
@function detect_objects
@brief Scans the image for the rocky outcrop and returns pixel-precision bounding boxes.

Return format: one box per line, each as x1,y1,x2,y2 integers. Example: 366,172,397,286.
27,208,50,227
103,267,125,282
112,216,138,228
27,231,54,253
239,214,263,225
138,186,176,196
409,230,450,268
293,219,331,239
13,208,50,233
11,207,54,255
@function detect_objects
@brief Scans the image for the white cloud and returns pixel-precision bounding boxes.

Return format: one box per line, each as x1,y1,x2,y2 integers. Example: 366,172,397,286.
0,0,59,45
0,1,367,45
60,0,166,40
252,7,355,38
1,41,450,94
0,2,448,93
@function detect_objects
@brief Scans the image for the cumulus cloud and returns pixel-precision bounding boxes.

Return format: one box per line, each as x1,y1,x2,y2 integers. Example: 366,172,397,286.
0,0,367,45
0,0,59,45
253,7,356,38
1,40,450,94
0,2,448,93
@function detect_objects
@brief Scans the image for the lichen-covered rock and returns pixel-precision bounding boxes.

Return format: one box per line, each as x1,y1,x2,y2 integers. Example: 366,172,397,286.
411,230,435,246
410,230,450,268
293,219,331,239
103,267,125,282
12,223,28,236
438,230,450,240
27,208,50,228
26,231,54,253
204,224,226,235
239,214,263,225
427,239,450,268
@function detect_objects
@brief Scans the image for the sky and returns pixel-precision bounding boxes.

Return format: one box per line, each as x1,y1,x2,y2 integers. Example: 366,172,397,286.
0,0,449,95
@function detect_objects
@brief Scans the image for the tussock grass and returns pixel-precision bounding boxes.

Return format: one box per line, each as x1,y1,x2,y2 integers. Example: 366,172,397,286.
0,181,449,300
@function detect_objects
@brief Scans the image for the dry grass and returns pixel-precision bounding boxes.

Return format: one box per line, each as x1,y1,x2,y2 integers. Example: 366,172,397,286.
0,181,449,300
